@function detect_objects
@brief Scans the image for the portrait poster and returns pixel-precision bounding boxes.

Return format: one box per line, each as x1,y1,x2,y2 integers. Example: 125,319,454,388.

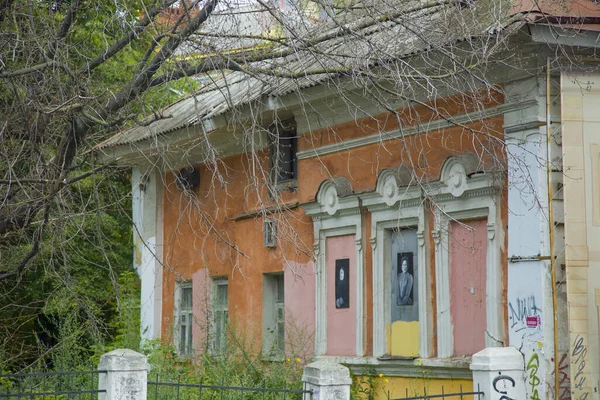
391,230,418,322
396,252,414,306
335,258,350,309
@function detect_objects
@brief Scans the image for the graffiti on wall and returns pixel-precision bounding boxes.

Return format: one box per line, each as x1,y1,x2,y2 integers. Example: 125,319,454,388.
493,373,517,400
507,264,545,400
526,352,542,400
548,353,572,400
508,295,541,332
572,335,589,400
507,262,543,347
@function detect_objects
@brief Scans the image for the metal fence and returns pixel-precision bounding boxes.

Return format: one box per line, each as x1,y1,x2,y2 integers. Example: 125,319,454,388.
0,369,107,399
148,375,312,400
388,384,484,400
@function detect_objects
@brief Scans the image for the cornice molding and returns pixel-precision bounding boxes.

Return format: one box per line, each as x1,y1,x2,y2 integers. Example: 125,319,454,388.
314,356,472,380
429,186,498,202
297,99,539,160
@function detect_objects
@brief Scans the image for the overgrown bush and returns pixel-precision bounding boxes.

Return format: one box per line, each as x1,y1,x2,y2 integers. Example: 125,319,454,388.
143,327,306,400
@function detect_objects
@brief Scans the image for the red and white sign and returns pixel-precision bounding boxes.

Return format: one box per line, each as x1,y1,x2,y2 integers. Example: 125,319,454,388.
526,315,541,328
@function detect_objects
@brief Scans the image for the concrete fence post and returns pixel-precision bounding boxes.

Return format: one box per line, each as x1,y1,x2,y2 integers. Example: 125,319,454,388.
302,360,352,400
470,347,526,400
98,349,149,400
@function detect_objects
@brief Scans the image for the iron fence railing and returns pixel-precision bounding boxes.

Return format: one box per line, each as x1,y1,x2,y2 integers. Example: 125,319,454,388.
389,384,484,400
148,375,312,400
0,369,107,399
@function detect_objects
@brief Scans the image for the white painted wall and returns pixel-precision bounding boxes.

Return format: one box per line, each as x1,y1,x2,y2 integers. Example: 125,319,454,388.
132,168,164,343
471,347,527,400
505,75,566,400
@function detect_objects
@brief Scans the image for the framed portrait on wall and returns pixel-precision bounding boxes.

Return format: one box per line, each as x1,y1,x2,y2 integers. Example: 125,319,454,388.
397,252,414,306
335,259,350,309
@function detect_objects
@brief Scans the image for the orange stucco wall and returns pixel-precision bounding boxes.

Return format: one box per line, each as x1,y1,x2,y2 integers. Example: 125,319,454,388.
297,120,505,203
159,87,508,358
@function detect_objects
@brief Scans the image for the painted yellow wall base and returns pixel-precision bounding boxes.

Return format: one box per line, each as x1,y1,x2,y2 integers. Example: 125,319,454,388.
352,376,473,400
386,321,419,356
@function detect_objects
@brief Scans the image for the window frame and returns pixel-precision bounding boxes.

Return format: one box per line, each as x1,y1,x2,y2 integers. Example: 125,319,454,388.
362,169,430,359
363,159,504,360
430,157,503,358
174,280,193,357
302,178,364,357
211,278,229,354
262,273,285,359
433,205,500,358
269,119,298,188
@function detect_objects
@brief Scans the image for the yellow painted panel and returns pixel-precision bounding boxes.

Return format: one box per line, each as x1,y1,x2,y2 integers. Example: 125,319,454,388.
568,266,589,280
566,245,590,261
352,375,473,400
569,279,590,295
561,121,583,146
562,93,583,121
390,320,419,357
591,143,600,226
569,294,590,307
570,306,590,320
386,323,391,354
570,319,590,333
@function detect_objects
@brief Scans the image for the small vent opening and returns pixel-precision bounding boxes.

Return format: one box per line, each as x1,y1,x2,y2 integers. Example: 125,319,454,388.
264,220,277,248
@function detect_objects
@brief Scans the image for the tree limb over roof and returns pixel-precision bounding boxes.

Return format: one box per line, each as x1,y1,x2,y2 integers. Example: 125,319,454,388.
96,0,528,153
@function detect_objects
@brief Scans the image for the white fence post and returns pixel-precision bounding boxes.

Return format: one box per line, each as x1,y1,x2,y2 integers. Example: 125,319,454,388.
302,360,352,400
470,347,526,400
98,349,149,400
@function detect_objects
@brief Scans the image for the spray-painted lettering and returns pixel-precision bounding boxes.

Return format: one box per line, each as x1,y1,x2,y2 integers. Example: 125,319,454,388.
526,352,541,400
508,296,541,332
551,353,572,400
493,374,516,400
572,335,589,400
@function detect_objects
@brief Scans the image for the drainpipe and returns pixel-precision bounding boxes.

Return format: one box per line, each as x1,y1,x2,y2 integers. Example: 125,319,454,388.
546,56,560,400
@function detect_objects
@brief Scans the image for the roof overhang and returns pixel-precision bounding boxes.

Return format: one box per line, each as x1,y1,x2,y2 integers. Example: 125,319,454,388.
95,115,266,170
530,23,600,47
95,17,600,170
94,77,365,169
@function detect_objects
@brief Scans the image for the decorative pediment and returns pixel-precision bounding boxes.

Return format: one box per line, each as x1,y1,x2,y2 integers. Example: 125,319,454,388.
303,177,358,217
435,153,492,199
374,166,413,207
360,166,420,211
440,158,469,197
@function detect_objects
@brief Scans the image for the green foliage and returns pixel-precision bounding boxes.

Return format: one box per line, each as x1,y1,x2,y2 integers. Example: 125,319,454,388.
143,329,306,400
0,0,197,371
350,369,397,400
351,372,377,400
0,169,138,371
110,270,142,352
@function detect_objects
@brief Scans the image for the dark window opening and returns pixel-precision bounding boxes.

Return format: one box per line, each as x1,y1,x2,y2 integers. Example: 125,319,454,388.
270,120,297,184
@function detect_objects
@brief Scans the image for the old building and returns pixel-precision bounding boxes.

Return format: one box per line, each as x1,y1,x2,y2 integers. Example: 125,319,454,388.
97,0,600,398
